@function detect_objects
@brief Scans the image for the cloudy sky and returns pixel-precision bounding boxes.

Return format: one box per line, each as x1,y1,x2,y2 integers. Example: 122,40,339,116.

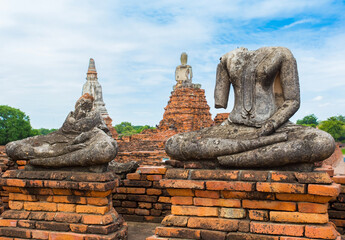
0,0,344,129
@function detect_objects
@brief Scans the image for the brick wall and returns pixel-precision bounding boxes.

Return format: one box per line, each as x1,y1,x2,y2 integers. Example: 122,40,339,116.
113,166,171,223
330,176,345,235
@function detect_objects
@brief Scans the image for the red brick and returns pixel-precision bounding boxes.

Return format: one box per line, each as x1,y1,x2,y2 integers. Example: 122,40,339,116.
248,210,269,221
31,229,49,239
135,208,150,215
195,190,219,198
250,221,304,236
70,224,88,233
200,230,226,240
257,182,305,193
9,193,37,201
222,191,275,200
6,179,26,187
270,211,329,224
187,217,238,231
165,169,189,179
147,189,162,195
126,173,141,180
190,170,238,180
48,232,84,240
155,227,200,239
193,198,241,208
308,183,341,197
54,213,81,223
86,197,109,206
138,202,152,209
137,166,167,175
76,205,109,214
227,232,279,240
160,179,204,189
171,197,193,205
0,219,17,227
24,202,57,211
9,201,23,210
57,203,76,212
166,189,194,196
158,196,171,203
147,175,163,181
276,193,332,203
81,212,114,225
240,170,268,181
270,171,297,182
305,223,340,239
126,188,146,194
162,215,188,227
172,205,218,217
298,202,328,213
243,200,296,211
295,172,332,184
206,181,254,191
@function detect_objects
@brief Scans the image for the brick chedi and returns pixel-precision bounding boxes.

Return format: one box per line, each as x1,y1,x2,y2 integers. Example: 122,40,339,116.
157,87,213,132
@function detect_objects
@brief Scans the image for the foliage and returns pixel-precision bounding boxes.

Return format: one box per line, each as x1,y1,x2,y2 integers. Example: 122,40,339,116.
114,121,155,137
296,114,319,128
31,128,58,136
0,105,34,145
319,115,345,143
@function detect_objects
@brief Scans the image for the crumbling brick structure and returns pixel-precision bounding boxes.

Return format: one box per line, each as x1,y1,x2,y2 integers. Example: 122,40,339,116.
115,86,213,165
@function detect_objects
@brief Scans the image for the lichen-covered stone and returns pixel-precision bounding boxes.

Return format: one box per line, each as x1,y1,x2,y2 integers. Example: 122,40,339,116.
6,94,117,172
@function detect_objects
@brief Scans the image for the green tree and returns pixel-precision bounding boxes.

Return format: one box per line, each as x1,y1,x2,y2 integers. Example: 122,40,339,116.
296,114,319,128
0,105,33,145
319,115,345,143
114,122,155,137
32,128,58,136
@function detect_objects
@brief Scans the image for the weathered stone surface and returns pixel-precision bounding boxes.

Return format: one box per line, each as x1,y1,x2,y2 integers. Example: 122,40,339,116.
6,94,117,172
165,47,335,169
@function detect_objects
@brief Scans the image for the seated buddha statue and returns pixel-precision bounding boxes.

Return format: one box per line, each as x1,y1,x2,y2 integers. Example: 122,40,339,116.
165,47,335,169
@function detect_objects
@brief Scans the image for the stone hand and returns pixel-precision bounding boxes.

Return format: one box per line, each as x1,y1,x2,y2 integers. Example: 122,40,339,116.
257,120,275,137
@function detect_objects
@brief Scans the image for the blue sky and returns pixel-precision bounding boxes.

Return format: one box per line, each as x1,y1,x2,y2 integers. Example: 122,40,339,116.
0,0,344,128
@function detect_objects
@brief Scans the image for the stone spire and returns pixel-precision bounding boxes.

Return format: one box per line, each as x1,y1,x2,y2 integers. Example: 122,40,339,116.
82,58,118,138
82,58,109,118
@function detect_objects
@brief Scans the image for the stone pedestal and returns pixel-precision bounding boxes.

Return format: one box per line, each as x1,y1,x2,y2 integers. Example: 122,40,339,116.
0,170,127,239
148,169,341,240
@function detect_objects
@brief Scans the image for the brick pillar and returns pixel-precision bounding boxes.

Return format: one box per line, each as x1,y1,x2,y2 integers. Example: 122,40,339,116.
0,170,127,239
330,176,345,236
148,169,341,240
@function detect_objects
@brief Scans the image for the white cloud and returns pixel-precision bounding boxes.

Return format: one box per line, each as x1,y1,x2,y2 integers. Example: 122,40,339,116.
313,96,323,101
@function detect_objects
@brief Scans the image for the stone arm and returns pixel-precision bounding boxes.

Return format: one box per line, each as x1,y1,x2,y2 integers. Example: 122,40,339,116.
214,61,231,109
258,49,300,136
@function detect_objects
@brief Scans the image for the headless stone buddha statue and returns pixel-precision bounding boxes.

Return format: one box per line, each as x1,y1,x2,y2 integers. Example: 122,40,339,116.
6,94,117,172
165,47,335,170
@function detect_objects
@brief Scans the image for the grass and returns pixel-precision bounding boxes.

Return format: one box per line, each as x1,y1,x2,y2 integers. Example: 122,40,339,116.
342,148,345,155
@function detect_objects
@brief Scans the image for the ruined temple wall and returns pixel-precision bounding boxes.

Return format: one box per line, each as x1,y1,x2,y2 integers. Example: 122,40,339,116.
113,166,171,223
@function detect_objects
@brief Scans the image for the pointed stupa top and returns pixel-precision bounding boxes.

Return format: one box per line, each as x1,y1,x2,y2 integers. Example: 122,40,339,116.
87,58,97,74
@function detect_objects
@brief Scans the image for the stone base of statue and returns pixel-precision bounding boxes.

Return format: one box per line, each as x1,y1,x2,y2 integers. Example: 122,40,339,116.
0,170,128,240
147,168,341,240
